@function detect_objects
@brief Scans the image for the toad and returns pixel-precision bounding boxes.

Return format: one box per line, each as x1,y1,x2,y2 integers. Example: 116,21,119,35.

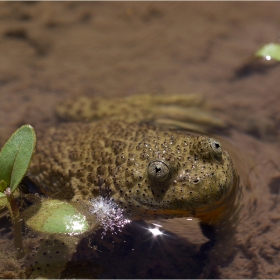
27,94,240,277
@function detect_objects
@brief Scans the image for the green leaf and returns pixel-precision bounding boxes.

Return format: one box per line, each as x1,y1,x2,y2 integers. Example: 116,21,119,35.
0,180,7,192
23,199,91,235
0,125,36,192
0,194,8,209
255,43,280,62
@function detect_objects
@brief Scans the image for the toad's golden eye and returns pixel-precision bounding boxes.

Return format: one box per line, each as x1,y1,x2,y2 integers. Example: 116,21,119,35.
147,160,170,183
209,138,223,159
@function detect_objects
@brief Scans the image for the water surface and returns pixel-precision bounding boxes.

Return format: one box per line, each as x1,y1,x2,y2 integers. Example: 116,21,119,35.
0,2,280,278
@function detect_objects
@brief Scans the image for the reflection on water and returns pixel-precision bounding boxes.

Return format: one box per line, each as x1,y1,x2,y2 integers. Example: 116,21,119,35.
62,220,213,279
148,223,164,236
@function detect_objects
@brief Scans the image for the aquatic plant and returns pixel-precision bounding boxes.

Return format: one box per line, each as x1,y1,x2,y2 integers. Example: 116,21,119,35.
23,199,91,235
0,125,36,258
255,43,280,62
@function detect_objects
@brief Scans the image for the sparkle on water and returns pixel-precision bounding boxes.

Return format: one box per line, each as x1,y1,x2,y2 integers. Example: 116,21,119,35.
148,227,164,236
65,214,87,233
147,223,164,237
265,55,271,61
89,196,131,236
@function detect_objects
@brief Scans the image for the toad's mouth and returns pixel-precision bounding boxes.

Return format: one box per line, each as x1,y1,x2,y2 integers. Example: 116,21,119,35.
131,181,239,225
132,204,229,226
129,197,192,218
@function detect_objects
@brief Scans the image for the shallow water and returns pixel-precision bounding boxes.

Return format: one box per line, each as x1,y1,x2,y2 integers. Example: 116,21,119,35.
1,2,280,278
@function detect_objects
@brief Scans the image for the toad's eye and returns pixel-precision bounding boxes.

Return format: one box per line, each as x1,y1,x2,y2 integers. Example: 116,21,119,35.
209,138,223,159
147,160,171,183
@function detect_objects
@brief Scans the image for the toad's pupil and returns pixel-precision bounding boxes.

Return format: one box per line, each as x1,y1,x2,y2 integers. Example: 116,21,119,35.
155,167,161,173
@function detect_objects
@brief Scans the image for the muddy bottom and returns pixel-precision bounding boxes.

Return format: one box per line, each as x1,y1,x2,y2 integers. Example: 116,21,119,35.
1,2,280,279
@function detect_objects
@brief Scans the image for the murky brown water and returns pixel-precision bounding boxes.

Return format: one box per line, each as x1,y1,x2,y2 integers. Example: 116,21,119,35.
1,2,280,278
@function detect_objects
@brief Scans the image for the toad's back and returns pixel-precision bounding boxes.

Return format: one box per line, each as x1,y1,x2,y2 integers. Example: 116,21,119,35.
28,120,239,225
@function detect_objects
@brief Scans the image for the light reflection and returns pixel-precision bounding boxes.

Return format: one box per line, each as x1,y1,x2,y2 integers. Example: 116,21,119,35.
71,217,87,231
151,223,162,227
148,227,163,236
65,214,87,234
186,218,193,221
265,55,271,60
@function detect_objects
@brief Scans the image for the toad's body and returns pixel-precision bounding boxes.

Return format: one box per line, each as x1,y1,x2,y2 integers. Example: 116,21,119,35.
27,94,240,278
29,94,239,225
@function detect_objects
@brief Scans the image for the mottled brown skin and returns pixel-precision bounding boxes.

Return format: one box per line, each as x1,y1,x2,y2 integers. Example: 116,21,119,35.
28,119,238,225
27,95,241,278
55,94,227,133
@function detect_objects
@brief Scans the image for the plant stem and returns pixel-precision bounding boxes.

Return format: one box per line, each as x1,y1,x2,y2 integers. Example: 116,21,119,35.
8,194,24,259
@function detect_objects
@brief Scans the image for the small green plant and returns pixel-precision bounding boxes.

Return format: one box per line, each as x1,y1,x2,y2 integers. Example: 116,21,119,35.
255,43,280,62
23,199,91,235
0,125,36,258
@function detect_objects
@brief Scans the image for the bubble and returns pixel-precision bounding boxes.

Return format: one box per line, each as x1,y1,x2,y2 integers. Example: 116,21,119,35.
89,197,131,237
